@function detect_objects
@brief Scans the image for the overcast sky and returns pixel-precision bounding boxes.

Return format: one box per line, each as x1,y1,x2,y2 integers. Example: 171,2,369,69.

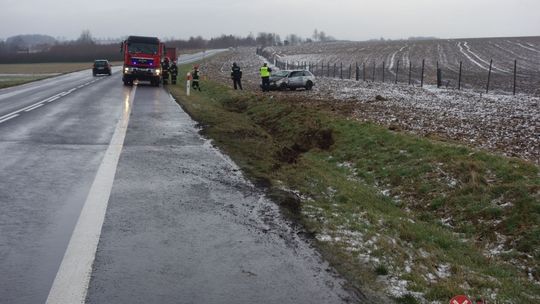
1,0,539,41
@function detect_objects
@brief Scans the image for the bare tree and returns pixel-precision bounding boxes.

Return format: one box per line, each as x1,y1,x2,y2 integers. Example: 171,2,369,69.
285,34,303,46
76,30,94,45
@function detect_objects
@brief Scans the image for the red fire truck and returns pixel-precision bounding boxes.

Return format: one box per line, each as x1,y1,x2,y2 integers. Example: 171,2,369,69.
121,36,164,86
165,47,178,62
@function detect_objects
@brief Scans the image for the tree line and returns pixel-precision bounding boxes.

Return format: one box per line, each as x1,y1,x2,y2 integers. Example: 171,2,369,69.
0,30,335,63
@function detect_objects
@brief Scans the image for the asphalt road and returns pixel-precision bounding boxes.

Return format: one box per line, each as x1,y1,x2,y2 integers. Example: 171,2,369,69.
0,52,358,304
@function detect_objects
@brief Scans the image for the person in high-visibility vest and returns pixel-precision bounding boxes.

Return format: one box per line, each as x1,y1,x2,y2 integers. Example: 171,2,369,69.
170,61,178,85
161,58,170,85
260,63,272,92
191,65,201,91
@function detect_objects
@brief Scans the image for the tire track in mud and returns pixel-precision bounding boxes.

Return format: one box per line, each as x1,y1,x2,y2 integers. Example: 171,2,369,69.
387,45,407,76
458,41,510,74
512,40,540,53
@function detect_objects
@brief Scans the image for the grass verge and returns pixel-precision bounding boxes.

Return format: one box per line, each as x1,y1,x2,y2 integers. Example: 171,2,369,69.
0,61,122,89
167,63,540,303
0,75,50,89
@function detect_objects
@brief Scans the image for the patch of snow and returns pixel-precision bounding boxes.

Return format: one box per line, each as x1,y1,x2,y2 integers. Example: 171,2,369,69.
419,248,431,258
436,264,451,279
441,217,454,228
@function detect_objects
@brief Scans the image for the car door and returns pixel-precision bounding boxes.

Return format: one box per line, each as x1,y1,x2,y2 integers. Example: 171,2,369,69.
288,71,303,88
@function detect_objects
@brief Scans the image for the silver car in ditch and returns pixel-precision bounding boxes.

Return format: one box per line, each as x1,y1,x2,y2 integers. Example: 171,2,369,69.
269,70,315,91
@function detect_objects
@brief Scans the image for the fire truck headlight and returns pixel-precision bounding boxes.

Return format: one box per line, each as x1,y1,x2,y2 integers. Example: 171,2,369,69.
124,67,129,73
156,69,161,75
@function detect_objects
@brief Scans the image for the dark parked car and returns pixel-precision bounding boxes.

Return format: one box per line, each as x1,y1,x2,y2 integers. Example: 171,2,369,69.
268,69,315,91
93,60,112,76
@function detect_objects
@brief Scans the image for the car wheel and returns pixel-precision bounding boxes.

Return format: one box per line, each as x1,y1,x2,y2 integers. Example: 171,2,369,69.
305,81,313,90
279,83,287,91
93,73,96,77
290,87,296,91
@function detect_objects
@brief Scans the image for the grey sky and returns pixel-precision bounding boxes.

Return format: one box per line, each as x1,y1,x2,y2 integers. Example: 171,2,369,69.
1,0,539,41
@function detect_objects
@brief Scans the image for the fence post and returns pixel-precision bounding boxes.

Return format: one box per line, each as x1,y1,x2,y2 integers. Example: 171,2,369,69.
340,62,343,79
363,62,366,81
356,62,359,81
436,61,441,88
458,61,462,90
382,61,385,82
420,59,425,87
327,62,330,77
513,59,517,95
333,63,336,78
372,62,375,82
486,59,493,94
349,64,352,79
395,60,400,84
408,61,412,85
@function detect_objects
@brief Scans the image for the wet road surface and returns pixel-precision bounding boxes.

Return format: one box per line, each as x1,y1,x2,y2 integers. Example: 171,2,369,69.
0,68,125,304
1,52,358,304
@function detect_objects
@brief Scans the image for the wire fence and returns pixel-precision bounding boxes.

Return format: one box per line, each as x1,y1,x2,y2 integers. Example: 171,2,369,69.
256,47,540,96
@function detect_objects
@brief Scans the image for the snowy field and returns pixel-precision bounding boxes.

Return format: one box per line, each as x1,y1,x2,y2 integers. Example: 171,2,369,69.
264,37,540,96
205,47,539,165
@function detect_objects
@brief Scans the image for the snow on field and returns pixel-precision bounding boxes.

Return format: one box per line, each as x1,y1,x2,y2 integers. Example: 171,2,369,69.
205,48,540,164
201,47,539,301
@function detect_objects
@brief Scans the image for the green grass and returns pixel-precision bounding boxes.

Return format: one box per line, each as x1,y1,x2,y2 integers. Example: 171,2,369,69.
0,61,122,89
167,63,540,302
0,75,50,89
0,61,122,74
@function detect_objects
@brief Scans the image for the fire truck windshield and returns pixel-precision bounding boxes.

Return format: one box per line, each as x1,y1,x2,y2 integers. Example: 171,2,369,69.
127,42,159,54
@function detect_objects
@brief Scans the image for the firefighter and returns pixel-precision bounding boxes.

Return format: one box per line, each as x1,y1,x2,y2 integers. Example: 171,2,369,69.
191,65,201,91
260,63,272,92
231,62,243,90
161,58,170,85
170,61,178,85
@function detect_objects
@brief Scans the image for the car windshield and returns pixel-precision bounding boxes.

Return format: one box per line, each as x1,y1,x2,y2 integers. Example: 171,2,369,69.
94,61,107,66
272,71,289,77
128,42,159,54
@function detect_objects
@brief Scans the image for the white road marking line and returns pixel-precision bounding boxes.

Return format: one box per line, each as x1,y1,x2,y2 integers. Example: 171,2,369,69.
24,103,44,112
0,100,45,120
1,84,83,120
46,84,137,304
0,113,19,123
42,93,63,103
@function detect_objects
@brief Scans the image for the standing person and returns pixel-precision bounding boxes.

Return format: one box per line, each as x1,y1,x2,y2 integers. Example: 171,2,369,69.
231,62,243,90
161,58,170,85
260,63,272,92
169,61,178,85
191,65,201,91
